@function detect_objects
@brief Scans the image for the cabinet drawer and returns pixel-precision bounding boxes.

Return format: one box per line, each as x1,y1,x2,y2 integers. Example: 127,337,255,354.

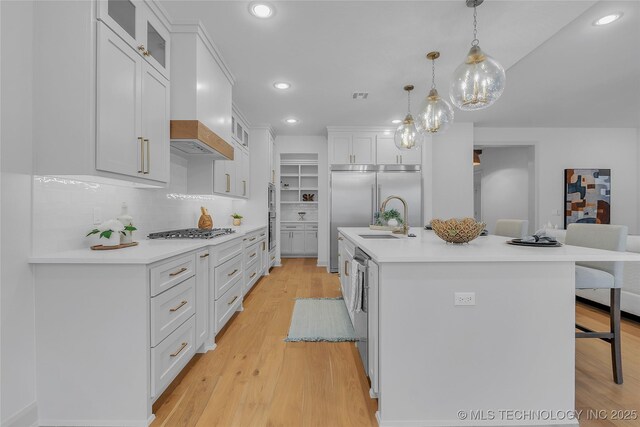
244,242,259,267
281,224,305,230
150,254,195,297
151,315,196,399
245,259,261,292
211,238,243,266
215,276,243,333
214,253,242,299
151,276,196,347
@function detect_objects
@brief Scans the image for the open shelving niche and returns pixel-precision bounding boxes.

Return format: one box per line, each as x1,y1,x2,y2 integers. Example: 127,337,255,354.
280,154,318,204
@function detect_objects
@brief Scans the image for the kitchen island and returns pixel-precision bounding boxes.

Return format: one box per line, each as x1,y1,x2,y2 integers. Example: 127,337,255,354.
338,227,640,427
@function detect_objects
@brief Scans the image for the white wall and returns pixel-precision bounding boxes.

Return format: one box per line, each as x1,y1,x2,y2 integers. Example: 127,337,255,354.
275,136,328,266
475,128,639,233
427,122,475,221
1,1,38,425
477,146,534,234
32,155,236,255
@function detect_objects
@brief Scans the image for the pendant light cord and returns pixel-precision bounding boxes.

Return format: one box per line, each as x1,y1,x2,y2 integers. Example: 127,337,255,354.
472,2,479,47
431,59,436,90
407,89,411,114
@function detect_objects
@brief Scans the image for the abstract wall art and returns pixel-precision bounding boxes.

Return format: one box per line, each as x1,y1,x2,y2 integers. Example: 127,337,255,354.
564,168,611,227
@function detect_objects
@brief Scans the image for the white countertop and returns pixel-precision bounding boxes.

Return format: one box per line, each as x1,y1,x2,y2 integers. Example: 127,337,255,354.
339,227,640,263
29,224,268,265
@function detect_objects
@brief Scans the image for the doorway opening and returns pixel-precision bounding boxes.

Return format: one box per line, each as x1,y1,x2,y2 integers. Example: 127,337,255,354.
473,145,536,235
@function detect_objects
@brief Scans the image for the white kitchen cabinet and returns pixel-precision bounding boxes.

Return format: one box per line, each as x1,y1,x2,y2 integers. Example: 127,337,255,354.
141,62,170,182
232,106,250,149
280,231,292,255
367,259,379,397
98,0,170,79
376,135,422,165
304,230,318,256
238,148,250,198
195,249,210,350
281,223,318,257
34,1,171,187
96,23,169,183
291,231,305,254
269,133,277,184
96,22,143,179
213,156,236,195
329,132,376,164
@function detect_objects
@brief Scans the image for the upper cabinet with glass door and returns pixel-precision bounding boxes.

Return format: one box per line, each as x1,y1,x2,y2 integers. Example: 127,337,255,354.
231,105,250,149
98,0,170,79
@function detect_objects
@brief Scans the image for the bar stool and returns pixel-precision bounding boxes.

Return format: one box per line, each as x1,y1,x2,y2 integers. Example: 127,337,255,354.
565,223,627,384
494,219,528,239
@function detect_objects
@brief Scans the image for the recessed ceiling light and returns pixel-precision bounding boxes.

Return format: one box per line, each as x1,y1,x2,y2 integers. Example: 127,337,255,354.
249,2,274,19
274,82,291,90
594,13,622,26
391,119,402,124
285,118,298,124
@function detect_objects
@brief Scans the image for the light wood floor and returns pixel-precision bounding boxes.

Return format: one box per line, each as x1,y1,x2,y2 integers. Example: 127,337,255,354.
152,258,640,426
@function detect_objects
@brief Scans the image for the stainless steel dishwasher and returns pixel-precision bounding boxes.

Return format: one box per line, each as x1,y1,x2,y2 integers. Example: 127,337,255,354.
353,247,370,373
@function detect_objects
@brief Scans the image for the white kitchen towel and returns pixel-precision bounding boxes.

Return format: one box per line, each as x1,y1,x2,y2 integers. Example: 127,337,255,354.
350,261,361,314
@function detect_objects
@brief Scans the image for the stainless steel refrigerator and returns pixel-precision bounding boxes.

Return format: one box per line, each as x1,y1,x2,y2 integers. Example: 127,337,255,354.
330,164,422,272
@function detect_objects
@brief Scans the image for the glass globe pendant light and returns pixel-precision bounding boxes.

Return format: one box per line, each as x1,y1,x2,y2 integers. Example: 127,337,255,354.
450,0,506,110
417,51,454,134
394,85,423,150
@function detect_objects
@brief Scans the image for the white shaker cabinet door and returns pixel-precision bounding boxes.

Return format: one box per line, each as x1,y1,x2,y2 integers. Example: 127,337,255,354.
330,133,352,164
280,231,292,255
195,250,210,350
96,23,142,178
304,231,318,256
141,62,170,183
291,231,305,255
376,136,400,165
351,134,376,164
398,144,422,165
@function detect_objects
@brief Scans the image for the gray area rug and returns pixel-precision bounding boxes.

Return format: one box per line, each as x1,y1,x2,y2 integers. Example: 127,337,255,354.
284,297,357,342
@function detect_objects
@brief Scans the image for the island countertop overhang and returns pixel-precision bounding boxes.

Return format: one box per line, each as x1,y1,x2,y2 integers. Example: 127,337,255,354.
338,227,640,264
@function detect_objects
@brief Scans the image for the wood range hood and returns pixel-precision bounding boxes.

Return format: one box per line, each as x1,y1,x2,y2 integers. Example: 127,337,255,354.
170,120,234,160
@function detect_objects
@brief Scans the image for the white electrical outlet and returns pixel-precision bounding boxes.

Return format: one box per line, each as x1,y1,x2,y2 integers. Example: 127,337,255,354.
454,292,476,306
93,207,102,225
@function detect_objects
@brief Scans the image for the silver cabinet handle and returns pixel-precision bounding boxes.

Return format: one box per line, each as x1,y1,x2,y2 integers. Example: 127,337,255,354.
249,237,256,241
250,272,257,279
169,300,188,312
243,180,246,196
170,342,188,357
169,267,187,277
144,138,150,174
138,137,144,173
227,269,238,277
227,295,238,306
250,252,256,258
400,155,403,164
225,174,231,192
200,253,209,258
344,260,350,277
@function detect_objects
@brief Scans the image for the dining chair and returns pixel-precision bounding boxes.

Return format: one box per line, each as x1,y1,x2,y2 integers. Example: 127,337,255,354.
565,223,628,384
494,219,528,239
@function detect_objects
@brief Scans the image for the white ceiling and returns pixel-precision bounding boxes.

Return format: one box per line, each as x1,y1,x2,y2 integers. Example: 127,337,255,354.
161,1,639,135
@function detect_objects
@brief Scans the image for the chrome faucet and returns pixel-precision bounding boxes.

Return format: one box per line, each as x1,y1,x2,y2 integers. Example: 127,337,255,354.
380,195,409,235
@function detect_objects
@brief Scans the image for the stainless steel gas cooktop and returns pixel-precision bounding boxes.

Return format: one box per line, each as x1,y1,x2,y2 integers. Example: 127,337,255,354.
147,228,235,240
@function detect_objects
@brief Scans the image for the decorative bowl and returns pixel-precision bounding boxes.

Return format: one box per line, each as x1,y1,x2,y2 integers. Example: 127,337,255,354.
430,218,486,244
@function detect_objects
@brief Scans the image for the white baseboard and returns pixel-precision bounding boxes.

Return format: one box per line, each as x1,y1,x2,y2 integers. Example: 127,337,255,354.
2,401,38,427
316,260,327,267
369,388,378,399
37,416,154,427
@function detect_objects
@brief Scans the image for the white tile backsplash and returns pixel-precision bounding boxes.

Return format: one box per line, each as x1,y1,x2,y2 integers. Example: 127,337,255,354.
280,203,318,222
32,156,237,254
